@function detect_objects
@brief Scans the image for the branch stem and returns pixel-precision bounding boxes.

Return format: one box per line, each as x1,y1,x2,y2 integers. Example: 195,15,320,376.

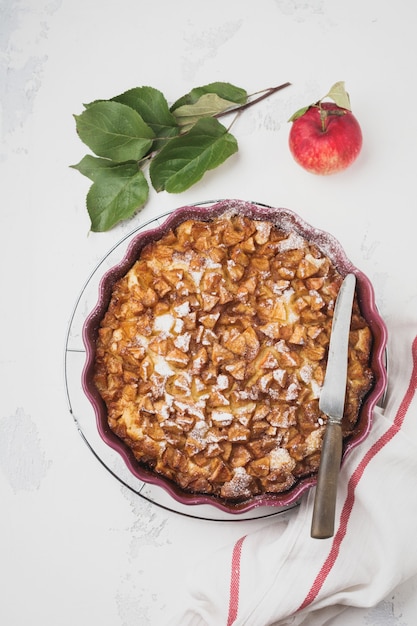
215,81,291,119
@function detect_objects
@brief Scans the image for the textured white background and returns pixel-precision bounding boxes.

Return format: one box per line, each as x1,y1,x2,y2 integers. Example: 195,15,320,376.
1,0,417,624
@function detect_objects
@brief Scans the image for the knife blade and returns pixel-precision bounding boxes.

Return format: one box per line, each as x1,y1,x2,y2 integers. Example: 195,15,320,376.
311,272,356,539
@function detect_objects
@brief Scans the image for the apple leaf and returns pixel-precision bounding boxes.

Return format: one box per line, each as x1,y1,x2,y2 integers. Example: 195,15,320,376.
74,101,155,162
323,81,351,110
288,105,311,123
149,117,238,193
86,164,149,232
111,86,180,147
70,154,131,181
172,93,242,132
170,82,247,111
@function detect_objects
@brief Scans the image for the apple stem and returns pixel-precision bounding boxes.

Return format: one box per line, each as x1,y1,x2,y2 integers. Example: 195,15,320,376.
319,104,327,132
316,101,347,132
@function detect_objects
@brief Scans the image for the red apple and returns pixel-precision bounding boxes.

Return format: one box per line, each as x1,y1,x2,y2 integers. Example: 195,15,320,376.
288,100,362,175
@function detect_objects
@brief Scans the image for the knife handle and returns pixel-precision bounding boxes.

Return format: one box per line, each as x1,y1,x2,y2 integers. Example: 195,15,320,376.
311,420,343,539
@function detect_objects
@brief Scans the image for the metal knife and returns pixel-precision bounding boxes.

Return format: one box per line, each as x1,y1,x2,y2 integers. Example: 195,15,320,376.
311,273,356,539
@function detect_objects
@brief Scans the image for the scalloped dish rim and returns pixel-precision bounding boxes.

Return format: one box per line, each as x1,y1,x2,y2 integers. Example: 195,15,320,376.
81,199,388,514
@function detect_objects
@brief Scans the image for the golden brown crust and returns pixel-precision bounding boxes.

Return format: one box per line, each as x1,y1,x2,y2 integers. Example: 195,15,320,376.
94,214,373,501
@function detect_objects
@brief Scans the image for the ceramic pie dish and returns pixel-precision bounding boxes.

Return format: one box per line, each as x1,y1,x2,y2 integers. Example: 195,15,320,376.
81,199,388,513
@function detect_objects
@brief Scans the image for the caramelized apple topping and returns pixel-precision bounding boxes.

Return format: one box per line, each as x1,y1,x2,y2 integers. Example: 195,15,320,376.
94,213,373,500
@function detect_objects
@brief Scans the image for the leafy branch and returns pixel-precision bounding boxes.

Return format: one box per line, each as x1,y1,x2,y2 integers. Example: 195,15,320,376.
71,81,291,232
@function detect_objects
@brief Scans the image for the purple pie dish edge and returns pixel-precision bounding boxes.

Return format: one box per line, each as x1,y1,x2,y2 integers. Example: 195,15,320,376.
81,199,388,514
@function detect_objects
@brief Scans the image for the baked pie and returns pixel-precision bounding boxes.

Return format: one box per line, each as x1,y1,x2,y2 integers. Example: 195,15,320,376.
92,207,374,502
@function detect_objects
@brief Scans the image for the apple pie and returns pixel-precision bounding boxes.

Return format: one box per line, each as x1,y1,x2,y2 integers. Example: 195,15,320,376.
93,211,373,501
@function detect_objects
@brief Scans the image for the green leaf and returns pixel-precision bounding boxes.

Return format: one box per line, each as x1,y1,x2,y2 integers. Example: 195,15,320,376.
74,101,155,163
288,105,311,123
70,154,132,181
172,93,241,132
323,81,351,110
171,82,247,111
86,163,149,232
111,86,180,145
149,117,238,194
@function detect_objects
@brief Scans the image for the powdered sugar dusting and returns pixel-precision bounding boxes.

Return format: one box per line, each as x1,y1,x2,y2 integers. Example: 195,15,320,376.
153,355,174,377
154,313,174,333
221,467,253,499
174,301,190,317
270,447,295,471
211,410,233,426
277,232,306,252
174,332,191,351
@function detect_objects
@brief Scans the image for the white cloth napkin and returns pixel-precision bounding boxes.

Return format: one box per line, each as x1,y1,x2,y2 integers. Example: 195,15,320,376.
168,320,417,626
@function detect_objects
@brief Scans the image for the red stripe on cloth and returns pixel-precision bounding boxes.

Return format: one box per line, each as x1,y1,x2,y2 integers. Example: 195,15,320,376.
299,334,417,611
227,534,247,626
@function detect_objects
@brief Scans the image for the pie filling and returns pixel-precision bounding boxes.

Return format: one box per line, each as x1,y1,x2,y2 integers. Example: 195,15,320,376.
93,212,373,501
